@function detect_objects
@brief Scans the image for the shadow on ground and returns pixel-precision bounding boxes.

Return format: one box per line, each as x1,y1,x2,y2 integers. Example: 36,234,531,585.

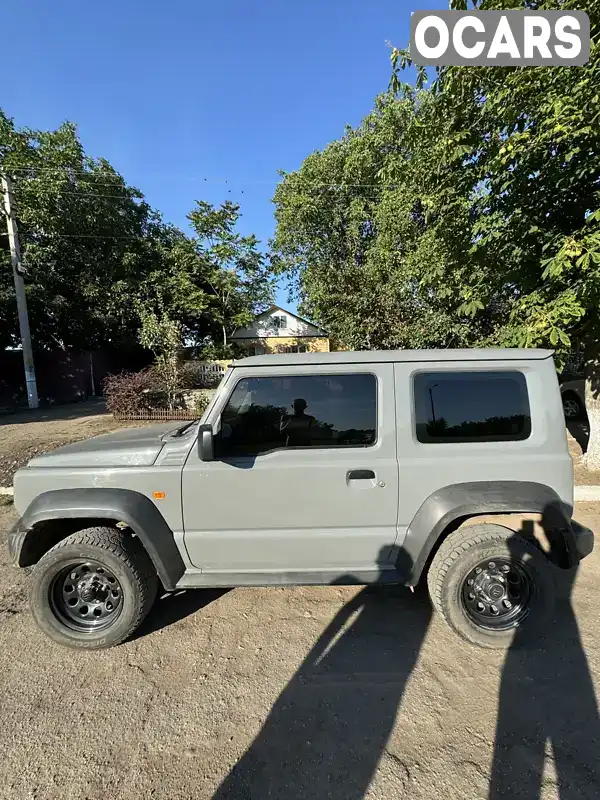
212,545,432,800
0,399,107,426
209,509,600,800
489,507,600,799
133,588,230,640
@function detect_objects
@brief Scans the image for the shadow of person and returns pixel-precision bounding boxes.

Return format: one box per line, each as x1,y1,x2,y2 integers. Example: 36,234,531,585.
212,546,431,799
490,505,600,799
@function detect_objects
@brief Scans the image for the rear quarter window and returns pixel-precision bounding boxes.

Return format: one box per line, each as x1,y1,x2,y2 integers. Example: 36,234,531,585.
413,371,531,443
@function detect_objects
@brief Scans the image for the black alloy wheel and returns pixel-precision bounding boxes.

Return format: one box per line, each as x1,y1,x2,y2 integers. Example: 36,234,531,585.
50,560,124,632
461,557,532,631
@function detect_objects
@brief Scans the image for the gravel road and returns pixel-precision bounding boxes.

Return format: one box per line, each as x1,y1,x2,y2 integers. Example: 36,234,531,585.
0,502,599,800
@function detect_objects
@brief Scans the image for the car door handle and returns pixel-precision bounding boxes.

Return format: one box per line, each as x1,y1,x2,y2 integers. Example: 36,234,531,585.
347,469,375,480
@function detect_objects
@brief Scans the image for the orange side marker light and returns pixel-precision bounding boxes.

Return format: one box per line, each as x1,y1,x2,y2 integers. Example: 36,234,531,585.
153,491,166,500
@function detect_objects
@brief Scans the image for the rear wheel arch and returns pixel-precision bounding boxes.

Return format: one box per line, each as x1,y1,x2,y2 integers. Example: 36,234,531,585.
401,481,574,586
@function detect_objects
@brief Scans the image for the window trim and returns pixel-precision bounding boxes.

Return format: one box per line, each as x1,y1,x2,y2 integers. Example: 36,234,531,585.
214,371,379,458
411,368,532,445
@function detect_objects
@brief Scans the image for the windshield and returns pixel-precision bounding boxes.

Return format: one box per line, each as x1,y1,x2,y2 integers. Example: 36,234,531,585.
172,368,233,436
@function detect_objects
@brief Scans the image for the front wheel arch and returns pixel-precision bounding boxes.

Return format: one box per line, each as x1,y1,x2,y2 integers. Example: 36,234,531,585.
13,488,186,591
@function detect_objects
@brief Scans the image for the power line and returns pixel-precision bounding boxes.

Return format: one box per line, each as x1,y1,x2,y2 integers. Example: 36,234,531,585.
39,192,145,200
3,164,397,189
1,230,140,239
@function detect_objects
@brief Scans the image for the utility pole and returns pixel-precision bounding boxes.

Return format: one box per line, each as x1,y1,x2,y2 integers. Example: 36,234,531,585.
1,174,38,409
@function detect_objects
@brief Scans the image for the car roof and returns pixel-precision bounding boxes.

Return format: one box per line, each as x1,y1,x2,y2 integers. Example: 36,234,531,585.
232,348,554,368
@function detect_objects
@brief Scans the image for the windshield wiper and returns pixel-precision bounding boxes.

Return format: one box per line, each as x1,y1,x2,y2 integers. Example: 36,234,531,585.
173,420,198,437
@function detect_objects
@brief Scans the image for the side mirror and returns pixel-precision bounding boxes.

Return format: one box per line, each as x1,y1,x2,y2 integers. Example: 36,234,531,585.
198,423,214,461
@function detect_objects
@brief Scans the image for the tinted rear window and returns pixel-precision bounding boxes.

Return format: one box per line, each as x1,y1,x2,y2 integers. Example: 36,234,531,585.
413,371,531,443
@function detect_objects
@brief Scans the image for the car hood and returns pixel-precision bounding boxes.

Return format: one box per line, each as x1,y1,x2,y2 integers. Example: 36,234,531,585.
26,423,182,469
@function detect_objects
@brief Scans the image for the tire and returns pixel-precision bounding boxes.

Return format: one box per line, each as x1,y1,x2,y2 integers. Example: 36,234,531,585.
427,523,555,649
562,391,584,420
29,527,158,650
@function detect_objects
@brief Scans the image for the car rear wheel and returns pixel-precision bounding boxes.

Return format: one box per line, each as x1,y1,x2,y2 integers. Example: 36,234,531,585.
562,391,583,420
427,523,555,649
30,527,158,649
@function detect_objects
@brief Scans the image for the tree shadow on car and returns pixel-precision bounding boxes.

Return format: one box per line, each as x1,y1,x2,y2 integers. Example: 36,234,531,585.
211,545,433,800
489,504,600,799
133,588,230,640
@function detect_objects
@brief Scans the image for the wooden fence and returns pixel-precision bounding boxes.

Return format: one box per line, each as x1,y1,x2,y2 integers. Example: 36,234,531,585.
114,409,198,421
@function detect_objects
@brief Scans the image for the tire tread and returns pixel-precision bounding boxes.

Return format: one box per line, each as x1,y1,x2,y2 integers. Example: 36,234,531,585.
33,526,157,648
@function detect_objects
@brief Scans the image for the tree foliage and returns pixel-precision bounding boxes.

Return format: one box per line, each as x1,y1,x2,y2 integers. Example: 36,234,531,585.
271,89,509,351
187,201,274,352
0,111,273,357
272,0,600,462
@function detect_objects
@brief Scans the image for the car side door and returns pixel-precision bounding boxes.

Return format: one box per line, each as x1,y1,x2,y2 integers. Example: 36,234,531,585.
181,362,399,575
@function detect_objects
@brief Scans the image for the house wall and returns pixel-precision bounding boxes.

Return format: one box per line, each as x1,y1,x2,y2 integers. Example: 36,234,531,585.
237,337,330,355
231,308,325,339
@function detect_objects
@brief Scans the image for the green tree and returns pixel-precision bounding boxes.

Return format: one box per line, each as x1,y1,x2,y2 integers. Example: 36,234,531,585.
275,0,600,467
271,90,499,351
389,0,600,464
1,113,273,364
0,110,157,350
187,200,274,353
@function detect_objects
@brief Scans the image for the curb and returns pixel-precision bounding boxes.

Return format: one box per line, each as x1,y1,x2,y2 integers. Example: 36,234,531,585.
1,485,600,500
574,486,600,502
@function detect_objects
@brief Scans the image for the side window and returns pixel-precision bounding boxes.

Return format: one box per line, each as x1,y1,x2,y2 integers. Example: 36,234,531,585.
413,371,531,443
216,373,377,457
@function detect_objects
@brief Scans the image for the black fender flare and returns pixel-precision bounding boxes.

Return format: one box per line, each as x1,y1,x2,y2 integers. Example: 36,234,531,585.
402,481,576,586
10,488,185,591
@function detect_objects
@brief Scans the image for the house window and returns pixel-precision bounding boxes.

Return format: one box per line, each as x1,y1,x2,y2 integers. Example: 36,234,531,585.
282,344,307,354
413,371,531,443
217,373,377,457
272,315,287,330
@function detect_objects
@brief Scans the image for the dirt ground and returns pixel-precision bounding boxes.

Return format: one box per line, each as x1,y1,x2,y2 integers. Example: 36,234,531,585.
0,500,599,800
0,401,150,486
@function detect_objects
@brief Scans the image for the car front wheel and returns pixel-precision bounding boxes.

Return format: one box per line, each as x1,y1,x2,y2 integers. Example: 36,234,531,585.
29,527,158,649
427,523,555,649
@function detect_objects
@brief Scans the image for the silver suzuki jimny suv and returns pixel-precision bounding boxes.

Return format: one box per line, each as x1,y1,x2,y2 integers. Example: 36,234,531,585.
8,348,593,650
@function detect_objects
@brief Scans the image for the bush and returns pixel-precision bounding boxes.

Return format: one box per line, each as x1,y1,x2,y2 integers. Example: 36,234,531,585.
193,391,212,417
178,361,220,389
104,362,221,416
104,368,168,416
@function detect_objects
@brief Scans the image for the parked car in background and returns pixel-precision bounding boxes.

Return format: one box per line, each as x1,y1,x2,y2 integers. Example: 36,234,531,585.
560,379,586,420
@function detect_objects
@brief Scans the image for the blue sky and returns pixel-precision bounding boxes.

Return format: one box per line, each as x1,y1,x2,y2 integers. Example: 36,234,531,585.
0,0,440,311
